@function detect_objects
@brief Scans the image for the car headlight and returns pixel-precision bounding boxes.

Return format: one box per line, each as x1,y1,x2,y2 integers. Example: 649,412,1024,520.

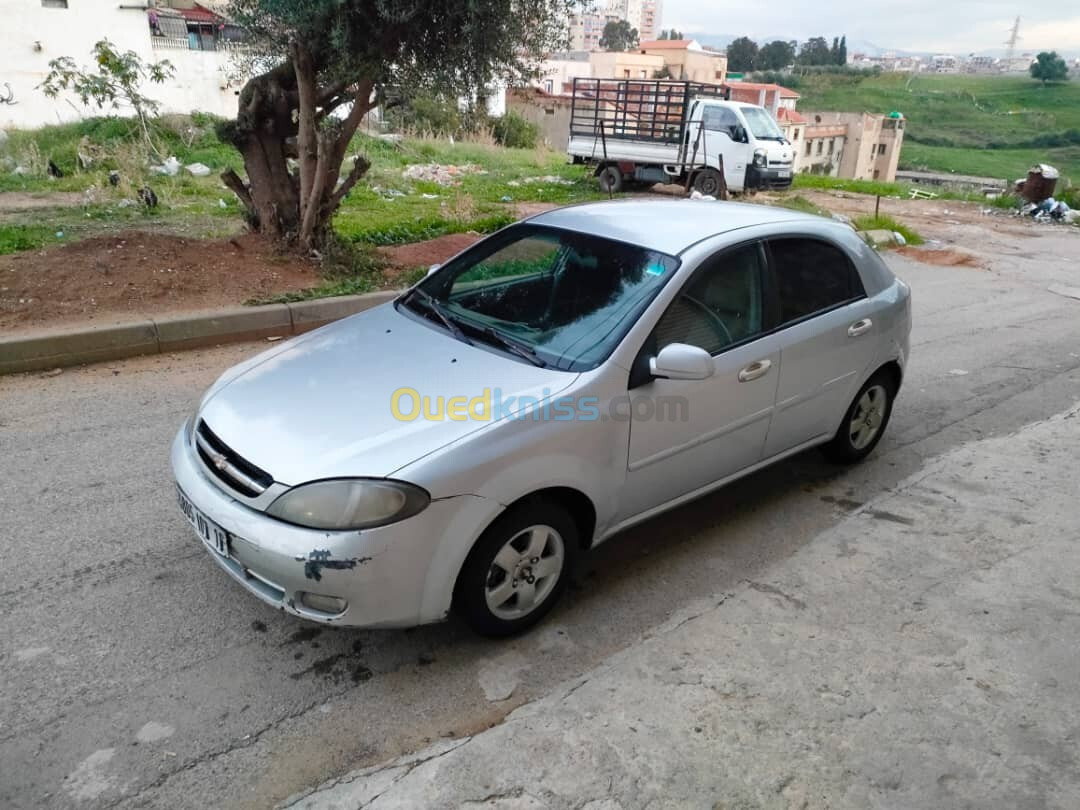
266,479,430,530
753,149,768,167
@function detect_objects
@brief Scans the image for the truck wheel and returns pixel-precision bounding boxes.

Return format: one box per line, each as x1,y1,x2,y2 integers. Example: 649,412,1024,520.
597,165,624,193
693,169,724,197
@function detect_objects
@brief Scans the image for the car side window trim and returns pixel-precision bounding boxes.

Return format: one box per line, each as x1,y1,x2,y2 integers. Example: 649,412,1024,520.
762,236,867,331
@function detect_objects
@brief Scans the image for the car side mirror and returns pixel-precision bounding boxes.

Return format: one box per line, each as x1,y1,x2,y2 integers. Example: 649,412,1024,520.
731,125,747,143
649,343,714,381
426,263,440,277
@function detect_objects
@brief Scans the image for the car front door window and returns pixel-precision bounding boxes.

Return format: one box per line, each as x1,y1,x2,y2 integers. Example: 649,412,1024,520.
653,242,765,355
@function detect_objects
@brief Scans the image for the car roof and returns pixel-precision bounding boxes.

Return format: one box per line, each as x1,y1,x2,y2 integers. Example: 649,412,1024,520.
527,199,824,256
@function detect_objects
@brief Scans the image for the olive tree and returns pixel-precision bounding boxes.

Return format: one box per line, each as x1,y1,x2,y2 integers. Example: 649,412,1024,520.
219,0,570,248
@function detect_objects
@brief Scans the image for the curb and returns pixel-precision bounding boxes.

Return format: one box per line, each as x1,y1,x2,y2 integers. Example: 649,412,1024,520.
0,290,399,376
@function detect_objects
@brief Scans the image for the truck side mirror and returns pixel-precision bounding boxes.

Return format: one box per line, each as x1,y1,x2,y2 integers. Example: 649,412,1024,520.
731,125,747,143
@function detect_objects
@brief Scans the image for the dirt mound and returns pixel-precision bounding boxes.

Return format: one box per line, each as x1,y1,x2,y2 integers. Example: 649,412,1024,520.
378,232,482,276
0,231,318,332
896,246,981,268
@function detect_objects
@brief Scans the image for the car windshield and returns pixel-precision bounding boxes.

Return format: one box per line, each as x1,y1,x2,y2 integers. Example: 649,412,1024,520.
741,107,785,140
406,224,679,371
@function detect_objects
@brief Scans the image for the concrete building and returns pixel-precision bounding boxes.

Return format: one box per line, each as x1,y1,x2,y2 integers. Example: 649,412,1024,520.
1,0,243,129
506,87,574,150
638,39,726,84
802,111,905,182
589,50,666,81
566,0,661,51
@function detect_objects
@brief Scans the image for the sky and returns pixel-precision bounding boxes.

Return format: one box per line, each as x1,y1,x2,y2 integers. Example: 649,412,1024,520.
663,2,1080,55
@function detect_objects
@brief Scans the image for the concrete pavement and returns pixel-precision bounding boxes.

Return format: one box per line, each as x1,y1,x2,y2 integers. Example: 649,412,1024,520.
2,219,1080,809
288,403,1080,809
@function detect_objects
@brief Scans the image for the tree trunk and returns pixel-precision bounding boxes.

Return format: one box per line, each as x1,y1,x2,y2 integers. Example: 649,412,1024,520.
219,58,374,249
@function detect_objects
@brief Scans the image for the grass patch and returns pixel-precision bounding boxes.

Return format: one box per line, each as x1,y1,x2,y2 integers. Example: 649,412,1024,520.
0,223,58,254
852,214,924,246
793,174,908,197
774,194,831,217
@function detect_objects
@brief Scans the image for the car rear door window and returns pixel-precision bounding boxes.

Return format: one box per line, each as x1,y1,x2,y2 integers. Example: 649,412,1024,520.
768,238,865,325
653,242,765,355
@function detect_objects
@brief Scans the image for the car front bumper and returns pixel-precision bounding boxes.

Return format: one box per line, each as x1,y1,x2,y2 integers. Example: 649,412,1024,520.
170,424,500,628
747,165,793,190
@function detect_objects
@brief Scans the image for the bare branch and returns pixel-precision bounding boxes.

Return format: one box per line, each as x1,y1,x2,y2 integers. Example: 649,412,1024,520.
221,168,258,226
325,155,371,215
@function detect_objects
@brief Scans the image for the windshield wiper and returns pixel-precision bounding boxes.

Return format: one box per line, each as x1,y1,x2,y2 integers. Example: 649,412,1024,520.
479,326,547,367
404,287,473,346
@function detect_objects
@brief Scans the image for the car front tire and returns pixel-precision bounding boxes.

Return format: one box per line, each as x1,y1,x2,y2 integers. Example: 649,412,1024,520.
822,372,896,464
454,500,577,638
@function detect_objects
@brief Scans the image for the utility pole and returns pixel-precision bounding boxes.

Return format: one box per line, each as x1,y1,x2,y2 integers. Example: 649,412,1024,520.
1004,17,1021,71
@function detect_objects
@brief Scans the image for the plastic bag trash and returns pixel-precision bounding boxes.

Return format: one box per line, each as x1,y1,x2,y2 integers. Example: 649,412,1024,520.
218,198,228,208
688,190,716,201
892,231,907,246
186,162,211,177
153,156,181,176
500,195,513,202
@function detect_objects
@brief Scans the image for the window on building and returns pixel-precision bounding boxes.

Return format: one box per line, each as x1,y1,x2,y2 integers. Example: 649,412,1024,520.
793,129,800,140
827,139,834,154
805,141,812,157
767,238,865,326
816,140,823,155
543,79,553,93
544,107,556,116
877,143,887,156
623,69,631,78
41,0,67,7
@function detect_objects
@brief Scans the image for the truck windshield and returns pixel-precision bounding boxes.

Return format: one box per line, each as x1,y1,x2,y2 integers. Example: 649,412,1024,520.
408,225,679,372
741,107,785,141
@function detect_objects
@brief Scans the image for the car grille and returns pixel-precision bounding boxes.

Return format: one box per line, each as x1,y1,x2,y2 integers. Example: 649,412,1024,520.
194,420,274,497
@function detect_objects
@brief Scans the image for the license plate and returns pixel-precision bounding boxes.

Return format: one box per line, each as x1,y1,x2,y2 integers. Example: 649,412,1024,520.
177,486,230,557
777,170,791,178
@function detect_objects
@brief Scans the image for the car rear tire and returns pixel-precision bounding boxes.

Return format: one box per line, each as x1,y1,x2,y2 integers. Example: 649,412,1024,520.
822,372,896,464
597,165,624,193
454,500,577,638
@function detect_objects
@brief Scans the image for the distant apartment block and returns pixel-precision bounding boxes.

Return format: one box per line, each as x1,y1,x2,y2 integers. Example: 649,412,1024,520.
566,0,662,51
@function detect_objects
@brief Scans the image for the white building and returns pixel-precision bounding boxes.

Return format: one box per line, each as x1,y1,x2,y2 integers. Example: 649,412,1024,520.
1,0,243,129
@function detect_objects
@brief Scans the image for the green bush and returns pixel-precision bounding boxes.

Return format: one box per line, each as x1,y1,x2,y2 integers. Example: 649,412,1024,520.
491,112,539,149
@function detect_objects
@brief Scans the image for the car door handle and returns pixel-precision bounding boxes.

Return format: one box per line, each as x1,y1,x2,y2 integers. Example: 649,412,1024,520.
848,318,873,337
738,359,772,382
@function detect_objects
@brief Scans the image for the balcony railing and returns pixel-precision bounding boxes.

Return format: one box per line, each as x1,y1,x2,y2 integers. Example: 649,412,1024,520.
150,36,247,53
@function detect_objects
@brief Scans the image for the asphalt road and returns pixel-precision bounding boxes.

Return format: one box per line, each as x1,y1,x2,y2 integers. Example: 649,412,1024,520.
2,218,1079,809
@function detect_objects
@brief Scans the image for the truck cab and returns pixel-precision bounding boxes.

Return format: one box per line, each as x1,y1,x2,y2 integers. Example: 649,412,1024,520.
685,100,794,193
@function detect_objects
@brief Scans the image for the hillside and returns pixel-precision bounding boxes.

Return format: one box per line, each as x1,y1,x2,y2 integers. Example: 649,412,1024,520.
793,72,1080,182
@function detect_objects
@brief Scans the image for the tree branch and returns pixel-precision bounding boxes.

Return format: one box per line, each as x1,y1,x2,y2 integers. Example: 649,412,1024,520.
325,155,371,215
221,168,258,226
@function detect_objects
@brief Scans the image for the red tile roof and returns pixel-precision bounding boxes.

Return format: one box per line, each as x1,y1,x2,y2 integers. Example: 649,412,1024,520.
726,81,799,98
177,3,222,23
776,108,808,124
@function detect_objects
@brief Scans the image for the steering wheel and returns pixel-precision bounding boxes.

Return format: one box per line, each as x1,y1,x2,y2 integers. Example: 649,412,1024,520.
681,294,732,346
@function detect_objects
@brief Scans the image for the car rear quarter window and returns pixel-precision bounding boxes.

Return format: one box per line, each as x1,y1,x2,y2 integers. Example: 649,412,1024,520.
768,237,865,325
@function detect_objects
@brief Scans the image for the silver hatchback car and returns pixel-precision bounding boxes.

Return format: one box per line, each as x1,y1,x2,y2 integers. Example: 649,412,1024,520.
172,200,911,636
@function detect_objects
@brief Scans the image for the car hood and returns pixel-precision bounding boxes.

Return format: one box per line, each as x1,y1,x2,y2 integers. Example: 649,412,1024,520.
198,303,579,485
